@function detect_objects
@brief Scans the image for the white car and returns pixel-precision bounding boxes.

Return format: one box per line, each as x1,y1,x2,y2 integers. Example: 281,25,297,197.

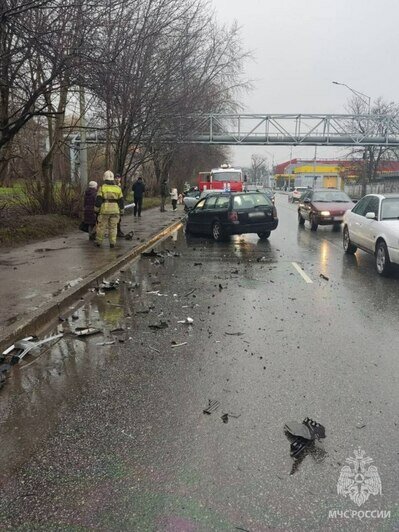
343,193,399,275
289,187,308,203
184,189,224,211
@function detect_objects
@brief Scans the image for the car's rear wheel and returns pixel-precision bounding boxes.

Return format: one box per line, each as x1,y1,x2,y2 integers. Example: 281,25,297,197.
212,221,225,241
310,213,318,231
298,211,305,225
343,226,357,254
257,231,271,240
375,240,392,276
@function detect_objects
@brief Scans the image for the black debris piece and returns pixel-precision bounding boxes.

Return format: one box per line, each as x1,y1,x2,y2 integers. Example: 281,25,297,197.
290,437,309,459
99,279,119,291
203,399,220,415
285,417,326,459
225,332,244,336
285,417,326,441
320,274,329,281
284,420,312,440
141,249,161,258
184,288,196,297
72,314,79,320
218,284,223,291
124,231,134,240
148,321,168,330
303,417,326,439
194,262,203,266
221,413,229,424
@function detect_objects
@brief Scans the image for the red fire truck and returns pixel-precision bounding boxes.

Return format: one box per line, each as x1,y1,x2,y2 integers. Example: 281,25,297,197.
198,164,244,192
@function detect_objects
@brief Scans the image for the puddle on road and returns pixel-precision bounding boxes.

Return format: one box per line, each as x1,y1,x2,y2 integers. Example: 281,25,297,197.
0,228,286,479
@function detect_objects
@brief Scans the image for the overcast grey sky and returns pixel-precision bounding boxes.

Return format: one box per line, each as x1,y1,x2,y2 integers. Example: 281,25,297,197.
211,0,399,167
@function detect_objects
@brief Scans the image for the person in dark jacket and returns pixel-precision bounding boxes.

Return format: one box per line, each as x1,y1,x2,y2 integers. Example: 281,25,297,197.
83,181,98,240
132,177,145,217
160,178,168,212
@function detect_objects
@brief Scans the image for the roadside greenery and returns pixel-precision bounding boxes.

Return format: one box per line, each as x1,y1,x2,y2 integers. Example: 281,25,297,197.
0,0,247,214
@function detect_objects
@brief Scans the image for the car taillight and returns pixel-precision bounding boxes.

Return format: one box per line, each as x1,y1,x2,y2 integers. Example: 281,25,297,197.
228,211,238,222
272,206,277,218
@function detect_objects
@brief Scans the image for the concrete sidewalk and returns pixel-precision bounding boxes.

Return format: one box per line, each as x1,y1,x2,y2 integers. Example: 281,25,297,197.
0,206,184,350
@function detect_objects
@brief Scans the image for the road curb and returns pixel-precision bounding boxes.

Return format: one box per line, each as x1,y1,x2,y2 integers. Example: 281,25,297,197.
0,218,184,353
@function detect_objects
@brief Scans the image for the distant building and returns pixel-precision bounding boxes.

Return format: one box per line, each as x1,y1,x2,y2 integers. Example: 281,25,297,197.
273,158,399,189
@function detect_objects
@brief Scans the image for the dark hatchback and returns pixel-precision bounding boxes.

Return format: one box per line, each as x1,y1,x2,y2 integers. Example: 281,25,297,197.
186,191,278,241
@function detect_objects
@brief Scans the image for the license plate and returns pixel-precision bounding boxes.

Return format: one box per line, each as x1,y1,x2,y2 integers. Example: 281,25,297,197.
248,212,265,218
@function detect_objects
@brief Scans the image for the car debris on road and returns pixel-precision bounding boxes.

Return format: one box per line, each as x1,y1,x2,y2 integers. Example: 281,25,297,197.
2,334,64,365
73,328,102,337
171,341,188,348
99,279,120,291
284,417,326,459
148,321,168,330
177,317,194,324
203,399,220,415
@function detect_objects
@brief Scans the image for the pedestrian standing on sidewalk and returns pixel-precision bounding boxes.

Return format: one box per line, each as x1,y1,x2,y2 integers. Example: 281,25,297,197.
132,176,145,217
160,178,168,212
170,187,178,211
95,170,124,248
83,181,98,240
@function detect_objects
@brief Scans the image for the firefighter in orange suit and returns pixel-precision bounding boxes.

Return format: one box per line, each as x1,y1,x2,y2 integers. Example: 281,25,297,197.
95,170,124,248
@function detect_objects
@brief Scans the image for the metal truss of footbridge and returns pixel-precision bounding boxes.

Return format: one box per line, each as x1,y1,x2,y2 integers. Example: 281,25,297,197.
183,113,399,147
69,113,399,149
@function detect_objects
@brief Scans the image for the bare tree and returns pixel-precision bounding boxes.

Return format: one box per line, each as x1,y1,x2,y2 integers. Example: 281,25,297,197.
250,154,268,184
345,96,399,196
89,0,248,187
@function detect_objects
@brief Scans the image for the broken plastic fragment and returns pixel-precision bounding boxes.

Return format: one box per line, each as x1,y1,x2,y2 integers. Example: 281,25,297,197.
177,317,194,324
8,334,63,365
74,328,102,337
203,400,220,415
171,341,188,348
99,279,119,291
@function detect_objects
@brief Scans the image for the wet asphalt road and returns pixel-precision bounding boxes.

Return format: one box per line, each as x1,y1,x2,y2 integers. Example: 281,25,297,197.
0,193,398,531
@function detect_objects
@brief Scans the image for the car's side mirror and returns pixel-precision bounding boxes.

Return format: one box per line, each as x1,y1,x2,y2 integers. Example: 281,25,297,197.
303,198,311,204
365,211,376,220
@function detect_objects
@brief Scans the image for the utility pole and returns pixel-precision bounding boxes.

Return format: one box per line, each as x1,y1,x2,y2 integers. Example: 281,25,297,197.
79,86,88,186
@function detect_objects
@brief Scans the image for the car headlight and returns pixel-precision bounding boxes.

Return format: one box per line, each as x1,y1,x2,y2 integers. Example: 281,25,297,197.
320,211,330,216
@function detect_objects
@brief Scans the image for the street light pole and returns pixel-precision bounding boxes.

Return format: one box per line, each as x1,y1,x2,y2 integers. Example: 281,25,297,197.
332,81,371,114
332,81,372,196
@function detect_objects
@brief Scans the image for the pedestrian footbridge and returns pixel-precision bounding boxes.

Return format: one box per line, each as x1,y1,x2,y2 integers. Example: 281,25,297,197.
183,113,399,147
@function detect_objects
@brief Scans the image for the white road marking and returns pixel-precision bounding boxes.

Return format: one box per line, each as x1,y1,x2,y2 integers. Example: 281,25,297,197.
291,262,313,284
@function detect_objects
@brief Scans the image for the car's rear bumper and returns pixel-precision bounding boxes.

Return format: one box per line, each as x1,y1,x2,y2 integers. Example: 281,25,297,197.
227,219,278,235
